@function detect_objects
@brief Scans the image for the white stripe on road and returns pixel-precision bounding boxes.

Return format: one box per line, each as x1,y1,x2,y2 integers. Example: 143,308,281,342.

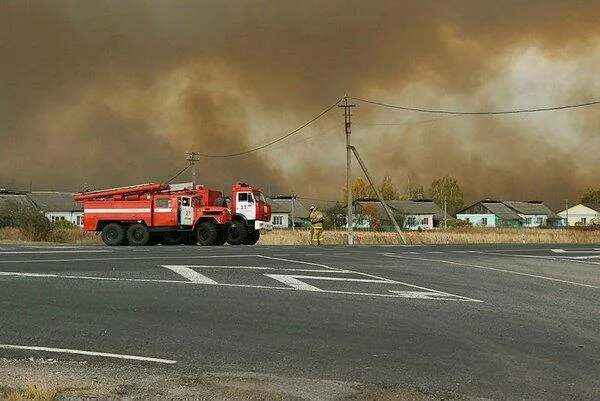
384,253,600,289
264,275,322,291
0,250,112,254
0,344,176,364
162,266,218,284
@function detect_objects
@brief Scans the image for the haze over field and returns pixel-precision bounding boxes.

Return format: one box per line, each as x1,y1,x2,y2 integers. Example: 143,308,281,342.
2,1,600,209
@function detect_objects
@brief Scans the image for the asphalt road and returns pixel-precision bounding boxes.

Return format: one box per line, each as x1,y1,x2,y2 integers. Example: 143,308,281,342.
0,243,598,400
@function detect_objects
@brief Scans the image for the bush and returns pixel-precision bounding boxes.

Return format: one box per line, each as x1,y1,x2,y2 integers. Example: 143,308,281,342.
0,201,53,241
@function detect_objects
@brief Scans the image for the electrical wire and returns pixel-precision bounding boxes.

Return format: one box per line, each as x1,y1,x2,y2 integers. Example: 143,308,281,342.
194,98,343,158
165,162,192,184
349,96,600,115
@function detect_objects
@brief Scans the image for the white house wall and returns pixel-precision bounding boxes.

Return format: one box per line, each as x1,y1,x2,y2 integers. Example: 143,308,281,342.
270,213,290,228
557,204,600,226
517,214,547,228
45,211,83,226
456,214,495,227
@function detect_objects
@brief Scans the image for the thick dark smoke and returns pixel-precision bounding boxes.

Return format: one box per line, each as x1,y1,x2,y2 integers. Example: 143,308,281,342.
2,1,600,210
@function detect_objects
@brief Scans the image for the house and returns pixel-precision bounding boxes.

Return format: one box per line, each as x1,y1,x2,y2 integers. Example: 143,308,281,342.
353,199,448,231
28,192,84,226
0,189,37,213
456,200,558,228
267,196,310,228
557,203,600,226
0,189,83,226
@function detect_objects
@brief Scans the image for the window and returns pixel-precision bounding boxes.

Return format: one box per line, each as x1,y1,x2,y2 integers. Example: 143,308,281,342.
481,217,488,225
273,216,283,225
156,199,169,208
239,192,253,203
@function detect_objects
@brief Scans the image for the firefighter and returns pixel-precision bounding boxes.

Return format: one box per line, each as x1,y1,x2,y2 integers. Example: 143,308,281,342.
309,205,324,245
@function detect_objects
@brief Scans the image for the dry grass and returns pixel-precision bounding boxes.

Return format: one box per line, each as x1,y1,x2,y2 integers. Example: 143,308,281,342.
258,227,600,245
3,226,600,246
0,382,85,400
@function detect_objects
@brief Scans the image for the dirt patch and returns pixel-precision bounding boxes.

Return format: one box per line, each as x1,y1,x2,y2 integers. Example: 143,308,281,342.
0,357,480,400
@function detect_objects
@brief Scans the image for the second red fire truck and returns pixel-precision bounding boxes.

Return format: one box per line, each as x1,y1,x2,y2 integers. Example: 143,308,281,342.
74,182,272,246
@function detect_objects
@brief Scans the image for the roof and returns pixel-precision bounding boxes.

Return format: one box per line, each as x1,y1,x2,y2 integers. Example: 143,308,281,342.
481,201,523,222
27,192,82,212
458,200,557,220
0,194,37,211
503,201,558,218
354,199,449,221
267,197,310,219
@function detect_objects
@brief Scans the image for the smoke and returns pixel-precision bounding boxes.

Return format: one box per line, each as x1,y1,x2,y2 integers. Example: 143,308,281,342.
1,0,600,210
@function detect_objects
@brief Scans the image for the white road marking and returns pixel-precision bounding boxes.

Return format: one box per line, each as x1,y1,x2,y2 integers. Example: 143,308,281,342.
389,291,474,300
264,275,322,291
163,266,218,284
0,250,112,254
0,270,481,301
551,248,600,253
383,253,600,289
0,344,176,364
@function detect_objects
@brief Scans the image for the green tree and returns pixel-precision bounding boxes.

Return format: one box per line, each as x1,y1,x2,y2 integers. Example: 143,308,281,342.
379,174,399,200
429,175,464,217
580,188,600,203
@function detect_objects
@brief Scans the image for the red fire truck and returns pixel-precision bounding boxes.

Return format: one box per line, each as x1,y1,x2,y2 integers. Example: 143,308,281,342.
74,182,272,246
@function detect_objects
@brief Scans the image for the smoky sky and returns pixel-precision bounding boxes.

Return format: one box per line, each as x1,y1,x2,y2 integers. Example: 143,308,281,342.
2,0,600,210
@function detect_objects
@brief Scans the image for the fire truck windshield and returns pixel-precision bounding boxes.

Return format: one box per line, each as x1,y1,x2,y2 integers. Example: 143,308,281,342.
253,191,266,203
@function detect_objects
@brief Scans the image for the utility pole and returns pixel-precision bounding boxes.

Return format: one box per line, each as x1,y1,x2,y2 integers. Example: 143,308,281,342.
339,97,356,245
291,193,296,231
444,195,448,229
185,151,200,188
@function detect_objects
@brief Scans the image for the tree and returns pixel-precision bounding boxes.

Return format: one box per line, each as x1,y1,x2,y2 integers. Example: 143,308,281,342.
342,177,375,201
379,174,399,200
429,175,464,217
580,188,600,204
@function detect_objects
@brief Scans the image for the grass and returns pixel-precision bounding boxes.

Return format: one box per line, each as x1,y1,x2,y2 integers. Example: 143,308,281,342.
0,382,86,400
257,227,600,245
2,226,600,246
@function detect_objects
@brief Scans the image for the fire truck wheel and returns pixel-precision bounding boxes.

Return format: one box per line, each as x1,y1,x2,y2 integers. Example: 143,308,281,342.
126,223,150,246
196,222,218,246
101,223,125,246
226,220,247,245
243,229,260,245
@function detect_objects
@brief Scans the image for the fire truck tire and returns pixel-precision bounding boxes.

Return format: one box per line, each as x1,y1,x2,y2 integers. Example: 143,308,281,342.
243,229,260,245
101,223,125,246
196,222,217,246
226,220,247,245
126,223,150,246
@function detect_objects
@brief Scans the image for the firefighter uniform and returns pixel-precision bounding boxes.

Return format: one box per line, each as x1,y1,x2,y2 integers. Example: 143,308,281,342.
309,205,324,245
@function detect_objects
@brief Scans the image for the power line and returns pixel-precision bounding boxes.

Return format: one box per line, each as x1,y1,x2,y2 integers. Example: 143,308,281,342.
165,162,192,184
349,96,600,115
194,98,342,158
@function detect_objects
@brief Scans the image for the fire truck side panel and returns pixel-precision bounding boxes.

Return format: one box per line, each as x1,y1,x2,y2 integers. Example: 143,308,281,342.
152,196,179,227
82,199,154,231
